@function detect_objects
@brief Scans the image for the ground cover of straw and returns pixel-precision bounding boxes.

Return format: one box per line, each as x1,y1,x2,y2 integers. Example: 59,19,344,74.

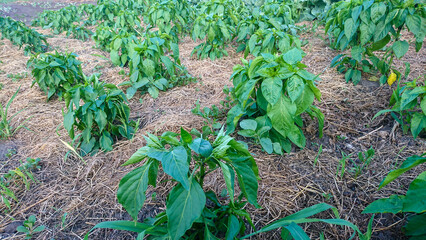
0,15,425,240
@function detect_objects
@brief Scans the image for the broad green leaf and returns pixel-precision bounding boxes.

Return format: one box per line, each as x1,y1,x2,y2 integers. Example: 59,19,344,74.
226,104,245,134
351,6,362,22
95,110,107,132
295,85,314,116
344,18,354,40
403,171,426,213
286,75,304,103
117,161,152,220
379,155,426,189
149,146,190,190
218,161,235,204
236,79,258,108
260,138,273,154
230,154,260,208
54,68,65,80
360,23,375,46
148,86,159,98
406,14,422,36
110,50,120,66
392,41,409,59
248,35,258,53
403,213,426,237
362,195,405,214
370,34,390,51
143,59,155,77
160,56,174,75
100,132,113,151
267,94,296,139
351,46,363,62
421,97,426,115
64,111,74,132
180,127,192,144
114,38,122,51
130,71,139,83
122,146,150,166
411,113,426,139
240,119,257,131
282,48,303,65
225,215,240,240
238,129,256,137
207,26,215,42
370,2,386,23
261,77,282,105
189,138,213,157
166,178,206,240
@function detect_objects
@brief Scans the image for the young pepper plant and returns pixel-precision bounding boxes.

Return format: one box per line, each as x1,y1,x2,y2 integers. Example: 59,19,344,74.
145,0,194,41
227,48,324,154
121,30,193,99
325,0,425,85
191,0,240,60
84,128,371,239
241,28,302,58
27,51,85,101
63,74,136,155
0,16,48,56
373,76,426,139
85,127,260,239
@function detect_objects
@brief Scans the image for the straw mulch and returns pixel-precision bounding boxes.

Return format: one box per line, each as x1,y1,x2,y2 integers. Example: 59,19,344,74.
0,23,425,240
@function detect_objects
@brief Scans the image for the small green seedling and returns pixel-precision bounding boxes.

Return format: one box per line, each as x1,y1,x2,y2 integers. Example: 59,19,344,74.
16,215,46,239
238,119,283,155
5,149,16,158
337,151,352,179
350,147,375,178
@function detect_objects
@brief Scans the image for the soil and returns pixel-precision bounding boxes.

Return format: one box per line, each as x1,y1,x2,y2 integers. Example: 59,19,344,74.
0,2,425,240
0,140,17,162
0,0,95,24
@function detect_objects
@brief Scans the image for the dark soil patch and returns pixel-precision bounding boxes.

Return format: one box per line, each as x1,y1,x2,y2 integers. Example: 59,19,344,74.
0,0,95,24
0,140,17,162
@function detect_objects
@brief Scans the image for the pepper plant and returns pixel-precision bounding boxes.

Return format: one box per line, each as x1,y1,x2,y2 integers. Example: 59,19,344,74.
227,48,324,153
374,76,426,139
27,51,85,100
109,9,142,34
259,0,301,35
145,0,194,41
66,24,93,41
93,25,117,51
109,31,141,67
191,0,240,60
89,1,122,25
63,74,136,155
0,17,48,56
363,154,426,239
241,28,302,58
85,128,372,239
31,5,84,34
121,31,192,99
325,0,425,85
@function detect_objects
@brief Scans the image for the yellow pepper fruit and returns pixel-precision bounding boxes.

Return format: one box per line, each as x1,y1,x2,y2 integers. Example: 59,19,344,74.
387,71,397,86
